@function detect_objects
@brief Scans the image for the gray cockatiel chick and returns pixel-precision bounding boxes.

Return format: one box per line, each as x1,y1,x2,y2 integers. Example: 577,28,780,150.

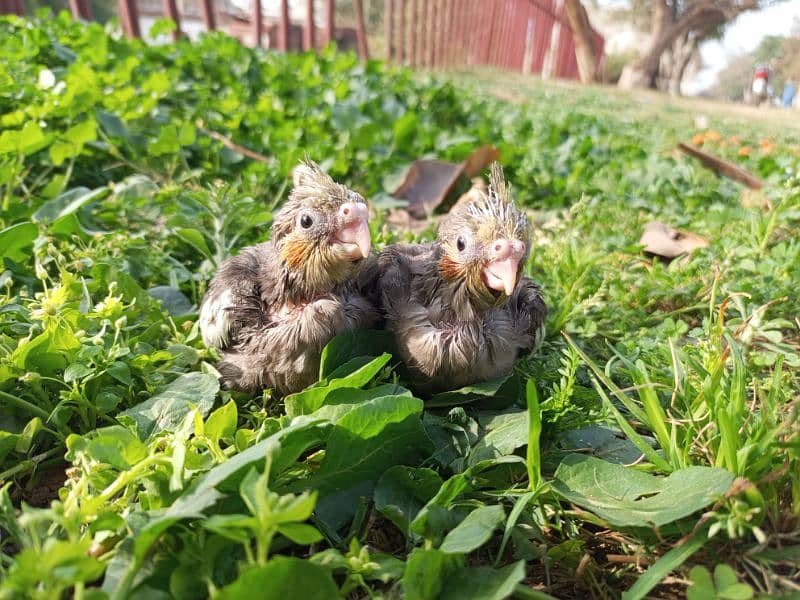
377,163,547,394
199,161,377,396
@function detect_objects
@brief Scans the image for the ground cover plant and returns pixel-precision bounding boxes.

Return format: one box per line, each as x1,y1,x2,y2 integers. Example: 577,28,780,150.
1,11,798,599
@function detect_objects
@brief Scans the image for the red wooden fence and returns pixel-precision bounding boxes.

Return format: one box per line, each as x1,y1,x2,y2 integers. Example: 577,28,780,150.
0,0,604,80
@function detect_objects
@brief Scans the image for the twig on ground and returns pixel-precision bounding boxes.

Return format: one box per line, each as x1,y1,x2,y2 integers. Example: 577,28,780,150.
196,120,273,165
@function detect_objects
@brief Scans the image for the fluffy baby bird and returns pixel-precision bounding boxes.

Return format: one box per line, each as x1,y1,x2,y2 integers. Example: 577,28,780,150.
377,163,547,394
199,161,377,395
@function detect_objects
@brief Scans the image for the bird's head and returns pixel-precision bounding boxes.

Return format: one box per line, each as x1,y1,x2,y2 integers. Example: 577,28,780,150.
436,163,529,311
272,161,371,295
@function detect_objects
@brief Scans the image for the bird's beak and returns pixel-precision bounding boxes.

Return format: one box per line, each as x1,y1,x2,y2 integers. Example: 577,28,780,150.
482,238,524,296
333,202,371,260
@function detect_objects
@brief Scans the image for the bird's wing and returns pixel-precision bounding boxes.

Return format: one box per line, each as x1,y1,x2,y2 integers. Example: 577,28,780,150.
510,278,547,354
378,244,480,377
199,244,272,349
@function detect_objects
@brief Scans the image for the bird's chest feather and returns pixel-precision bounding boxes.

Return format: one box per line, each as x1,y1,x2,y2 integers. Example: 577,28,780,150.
429,304,520,377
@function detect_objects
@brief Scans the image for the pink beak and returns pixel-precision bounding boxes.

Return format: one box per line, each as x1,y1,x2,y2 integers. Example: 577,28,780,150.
482,239,525,296
333,202,371,260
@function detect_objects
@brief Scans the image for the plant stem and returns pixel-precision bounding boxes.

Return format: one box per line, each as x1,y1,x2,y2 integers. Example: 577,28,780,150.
0,389,51,421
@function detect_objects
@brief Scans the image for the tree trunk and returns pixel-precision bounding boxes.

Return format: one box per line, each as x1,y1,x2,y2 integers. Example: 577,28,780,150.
619,0,759,90
563,0,598,83
666,33,699,95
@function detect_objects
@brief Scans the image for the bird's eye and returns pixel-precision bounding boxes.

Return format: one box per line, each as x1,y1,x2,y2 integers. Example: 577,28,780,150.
456,236,466,252
300,214,313,229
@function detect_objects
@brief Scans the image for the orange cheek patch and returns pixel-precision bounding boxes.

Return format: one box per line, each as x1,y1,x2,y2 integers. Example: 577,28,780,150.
438,255,464,280
282,238,312,269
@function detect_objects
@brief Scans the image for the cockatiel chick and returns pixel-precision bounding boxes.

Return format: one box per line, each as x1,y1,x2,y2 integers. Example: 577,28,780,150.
199,161,377,396
377,163,546,394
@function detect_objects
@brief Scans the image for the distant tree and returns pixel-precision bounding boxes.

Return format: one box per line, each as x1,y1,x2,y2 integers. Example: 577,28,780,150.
23,0,115,22
563,0,601,83
617,0,779,90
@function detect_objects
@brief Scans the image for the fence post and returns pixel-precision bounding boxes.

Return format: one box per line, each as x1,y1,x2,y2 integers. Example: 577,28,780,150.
304,0,315,50
385,0,393,62
253,0,263,47
278,0,289,51
69,0,92,20
118,0,141,38
353,0,369,60
200,0,216,31
396,0,405,64
409,0,417,66
323,0,334,46
163,0,182,40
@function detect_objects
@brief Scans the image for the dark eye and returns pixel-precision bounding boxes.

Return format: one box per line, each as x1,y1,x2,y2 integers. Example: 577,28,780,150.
300,214,313,229
456,236,466,252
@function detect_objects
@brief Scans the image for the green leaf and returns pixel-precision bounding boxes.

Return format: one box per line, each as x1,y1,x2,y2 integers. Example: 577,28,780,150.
106,361,132,385
469,409,528,467
117,372,219,440
205,400,237,444
526,380,542,490
439,561,526,600
277,523,324,544
148,286,193,316
440,504,505,554
393,112,419,148
19,121,51,155
0,222,37,262
374,466,442,538
552,454,734,528
64,363,93,382
32,186,109,225
218,557,339,600
85,426,148,470
284,353,392,417
427,372,519,409
402,548,463,600
175,228,213,260
318,329,395,378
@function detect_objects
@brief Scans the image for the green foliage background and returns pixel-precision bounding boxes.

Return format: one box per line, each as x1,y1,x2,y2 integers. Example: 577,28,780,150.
0,12,798,599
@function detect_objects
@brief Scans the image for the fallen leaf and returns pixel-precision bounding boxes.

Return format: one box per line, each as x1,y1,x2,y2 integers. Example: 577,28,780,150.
640,221,708,261
392,147,499,218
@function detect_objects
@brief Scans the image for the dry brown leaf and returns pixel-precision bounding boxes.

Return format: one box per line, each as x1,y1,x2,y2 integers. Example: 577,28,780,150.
640,221,709,261
392,146,499,219
393,159,463,219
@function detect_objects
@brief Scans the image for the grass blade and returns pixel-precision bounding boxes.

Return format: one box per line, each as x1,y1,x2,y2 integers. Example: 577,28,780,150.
621,532,707,600
526,379,542,490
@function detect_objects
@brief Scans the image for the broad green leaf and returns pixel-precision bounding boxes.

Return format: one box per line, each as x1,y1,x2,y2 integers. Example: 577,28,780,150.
557,425,656,465
84,426,148,470
439,561,526,600
440,504,505,554
0,222,37,262
402,548,463,600
217,557,339,600
106,361,132,385
175,228,213,260
307,395,428,491
284,353,392,417
318,329,395,378
277,522,324,544
147,286,193,316
32,186,109,225
117,373,219,440
374,466,442,538
468,409,528,467
552,454,734,528
427,372,519,409
204,400,237,443
64,363,92,382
